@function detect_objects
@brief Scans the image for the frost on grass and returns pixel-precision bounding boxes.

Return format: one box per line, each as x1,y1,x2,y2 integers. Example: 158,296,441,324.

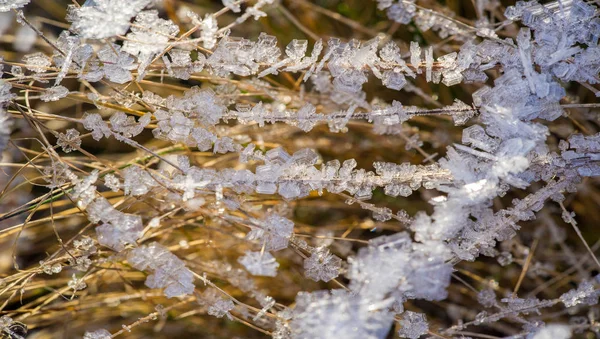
67,0,153,39
128,242,195,298
2,0,600,338
290,290,394,339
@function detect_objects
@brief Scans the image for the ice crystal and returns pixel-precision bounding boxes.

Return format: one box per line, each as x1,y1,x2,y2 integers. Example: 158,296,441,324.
22,52,51,73
67,0,152,39
398,311,428,339
246,213,294,251
238,251,279,277
128,242,195,298
291,290,394,339
40,85,69,102
57,128,81,153
304,248,342,282
83,329,111,339
122,10,179,66
560,280,599,308
0,0,29,12
87,197,143,251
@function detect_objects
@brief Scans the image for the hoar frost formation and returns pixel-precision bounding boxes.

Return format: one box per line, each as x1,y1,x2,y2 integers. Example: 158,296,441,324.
0,0,600,338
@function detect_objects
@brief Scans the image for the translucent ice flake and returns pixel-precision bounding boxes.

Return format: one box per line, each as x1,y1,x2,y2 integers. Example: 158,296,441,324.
398,311,428,339
291,290,394,339
57,128,81,153
122,10,179,60
304,248,342,282
128,242,195,298
560,279,599,308
238,251,279,277
0,0,29,12
67,0,152,39
247,213,294,251
40,85,69,102
83,329,111,339
22,52,51,73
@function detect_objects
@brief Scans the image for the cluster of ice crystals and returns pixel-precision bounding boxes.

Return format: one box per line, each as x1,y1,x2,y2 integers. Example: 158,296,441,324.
40,85,69,102
348,232,451,303
0,0,27,12
530,324,572,339
303,248,342,282
238,251,279,277
200,14,218,49
561,133,600,177
97,44,137,84
87,196,143,251
122,165,159,196
560,279,599,308
398,311,429,339
83,329,111,339
109,112,151,138
22,52,51,73
246,213,294,251
199,289,235,319
82,113,112,141
291,290,394,339
222,0,241,13
67,0,152,39
122,10,178,74
57,128,81,153
477,287,497,308
68,273,87,291
103,173,121,192
128,242,195,298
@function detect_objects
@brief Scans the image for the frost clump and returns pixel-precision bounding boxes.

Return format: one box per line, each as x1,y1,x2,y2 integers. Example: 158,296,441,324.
291,290,394,339
238,251,279,277
67,0,153,39
83,328,111,339
304,248,342,282
128,242,195,298
398,311,429,339
0,0,29,12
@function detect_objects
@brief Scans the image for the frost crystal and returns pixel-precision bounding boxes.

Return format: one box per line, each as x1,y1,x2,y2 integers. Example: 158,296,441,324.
103,173,121,192
247,213,294,251
83,329,111,339
304,248,342,282
122,10,179,68
238,251,279,277
291,290,394,339
531,324,571,339
199,289,235,319
398,311,428,339
57,128,81,153
87,196,143,251
128,242,195,298
200,14,218,49
208,298,235,318
109,112,151,138
40,86,69,102
67,0,153,39
68,274,87,291
560,280,599,308
477,287,496,308
0,0,29,12
22,52,51,73
98,44,136,84
82,113,112,141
